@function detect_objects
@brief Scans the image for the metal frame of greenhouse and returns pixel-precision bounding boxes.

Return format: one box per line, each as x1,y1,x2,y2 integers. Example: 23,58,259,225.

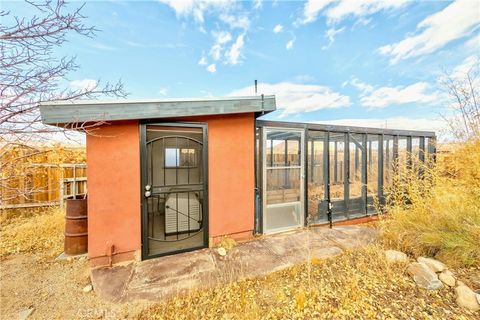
254,120,436,234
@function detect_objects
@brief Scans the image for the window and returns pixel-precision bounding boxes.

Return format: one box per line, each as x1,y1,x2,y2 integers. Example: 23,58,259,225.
165,148,197,167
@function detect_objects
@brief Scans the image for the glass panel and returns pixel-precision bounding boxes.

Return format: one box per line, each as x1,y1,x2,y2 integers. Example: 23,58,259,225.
265,130,301,167
367,135,379,213
383,135,395,190
349,134,362,199
397,137,408,173
367,135,379,196
307,131,326,222
329,133,344,201
348,133,365,218
411,137,421,170
165,148,179,167
265,203,302,231
266,168,301,205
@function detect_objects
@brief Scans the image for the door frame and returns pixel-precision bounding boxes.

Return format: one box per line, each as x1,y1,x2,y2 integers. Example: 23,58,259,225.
262,126,305,234
139,121,209,260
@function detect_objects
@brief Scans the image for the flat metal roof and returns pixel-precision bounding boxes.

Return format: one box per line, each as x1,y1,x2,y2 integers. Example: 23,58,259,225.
39,95,276,125
256,120,436,137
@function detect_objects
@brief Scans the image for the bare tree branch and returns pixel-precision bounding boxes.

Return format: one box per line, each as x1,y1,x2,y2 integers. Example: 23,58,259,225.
0,0,127,203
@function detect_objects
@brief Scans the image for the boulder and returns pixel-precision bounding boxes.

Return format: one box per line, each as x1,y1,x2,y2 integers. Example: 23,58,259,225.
417,257,447,273
83,284,93,293
385,250,408,263
217,247,227,256
407,262,443,290
438,270,456,287
455,285,480,311
18,308,34,320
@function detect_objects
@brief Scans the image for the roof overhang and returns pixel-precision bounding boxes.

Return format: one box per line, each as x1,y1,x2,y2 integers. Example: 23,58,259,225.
39,95,276,126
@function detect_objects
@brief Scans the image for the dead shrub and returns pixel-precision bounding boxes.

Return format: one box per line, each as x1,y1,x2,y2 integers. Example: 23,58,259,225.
0,206,64,258
378,139,480,267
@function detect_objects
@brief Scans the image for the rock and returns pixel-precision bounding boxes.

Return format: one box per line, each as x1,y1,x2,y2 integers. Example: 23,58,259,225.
407,262,443,290
83,284,93,293
18,308,34,320
385,250,408,263
455,285,480,311
438,270,456,287
217,247,227,256
417,257,447,273
477,292,480,305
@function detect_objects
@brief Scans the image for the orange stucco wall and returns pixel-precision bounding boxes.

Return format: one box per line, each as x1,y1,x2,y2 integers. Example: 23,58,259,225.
86,121,141,266
86,114,255,266
194,113,255,240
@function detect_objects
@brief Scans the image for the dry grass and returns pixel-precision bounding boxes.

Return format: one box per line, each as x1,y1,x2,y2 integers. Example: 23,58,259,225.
0,207,64,258
138,245,476,320
378,139,480,268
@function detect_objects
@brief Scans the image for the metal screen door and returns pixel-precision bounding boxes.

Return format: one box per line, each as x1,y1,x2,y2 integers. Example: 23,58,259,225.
140,123,208,259
263,128,304,233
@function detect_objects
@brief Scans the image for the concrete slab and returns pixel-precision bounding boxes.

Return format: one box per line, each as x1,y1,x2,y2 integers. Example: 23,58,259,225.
91,226,376,302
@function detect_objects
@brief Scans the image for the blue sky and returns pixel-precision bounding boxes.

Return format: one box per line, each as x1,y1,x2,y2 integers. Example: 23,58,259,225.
5,0,480,134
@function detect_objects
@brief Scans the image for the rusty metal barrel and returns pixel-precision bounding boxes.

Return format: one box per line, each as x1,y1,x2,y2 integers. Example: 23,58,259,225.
64,197,88,255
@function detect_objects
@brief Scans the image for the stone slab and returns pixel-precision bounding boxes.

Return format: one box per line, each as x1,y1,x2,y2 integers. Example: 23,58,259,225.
92,226,376,302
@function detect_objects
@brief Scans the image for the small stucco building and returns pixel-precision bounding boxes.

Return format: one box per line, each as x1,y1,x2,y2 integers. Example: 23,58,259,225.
40,96,435,267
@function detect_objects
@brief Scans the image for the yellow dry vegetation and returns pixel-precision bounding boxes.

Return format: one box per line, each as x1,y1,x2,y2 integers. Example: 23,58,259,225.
379,139,480,267
0,207,64,258
0,143,86,206
138,245,476,320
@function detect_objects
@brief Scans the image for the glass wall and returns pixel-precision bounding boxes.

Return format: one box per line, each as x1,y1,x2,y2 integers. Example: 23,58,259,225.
367,134,380,213
256,121,436,229
329,133,346,219
307,131,326,222
383,135,395,195
348,133,365,217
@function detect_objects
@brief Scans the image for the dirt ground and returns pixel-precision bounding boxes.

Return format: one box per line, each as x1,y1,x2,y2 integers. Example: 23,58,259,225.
1,208,478,319
0,253,147,319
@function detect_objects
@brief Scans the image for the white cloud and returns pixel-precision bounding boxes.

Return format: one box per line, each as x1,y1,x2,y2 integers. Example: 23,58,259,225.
286,37,295,50
345,77,440,108
451,55,479,79
212,30,232,44
229,82,351,116
159,87,168,96
322,26,345,49
299,0,408,25
220,13,250,30
301,0,334,24
198,53,208,65
209,30,232,61
379,0,480,64
158,0,234,27
464,34,480,50
346,77,374,93
273,24,283,33
325,0,408,24
253,0,262,10
360,82,439,108
70,79,97,91
314,117,447,134
207,63,217,73
225,34,245,65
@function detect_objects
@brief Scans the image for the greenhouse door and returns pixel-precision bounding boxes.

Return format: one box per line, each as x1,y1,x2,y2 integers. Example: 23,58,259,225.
263,128,304,233
140,123,208,260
